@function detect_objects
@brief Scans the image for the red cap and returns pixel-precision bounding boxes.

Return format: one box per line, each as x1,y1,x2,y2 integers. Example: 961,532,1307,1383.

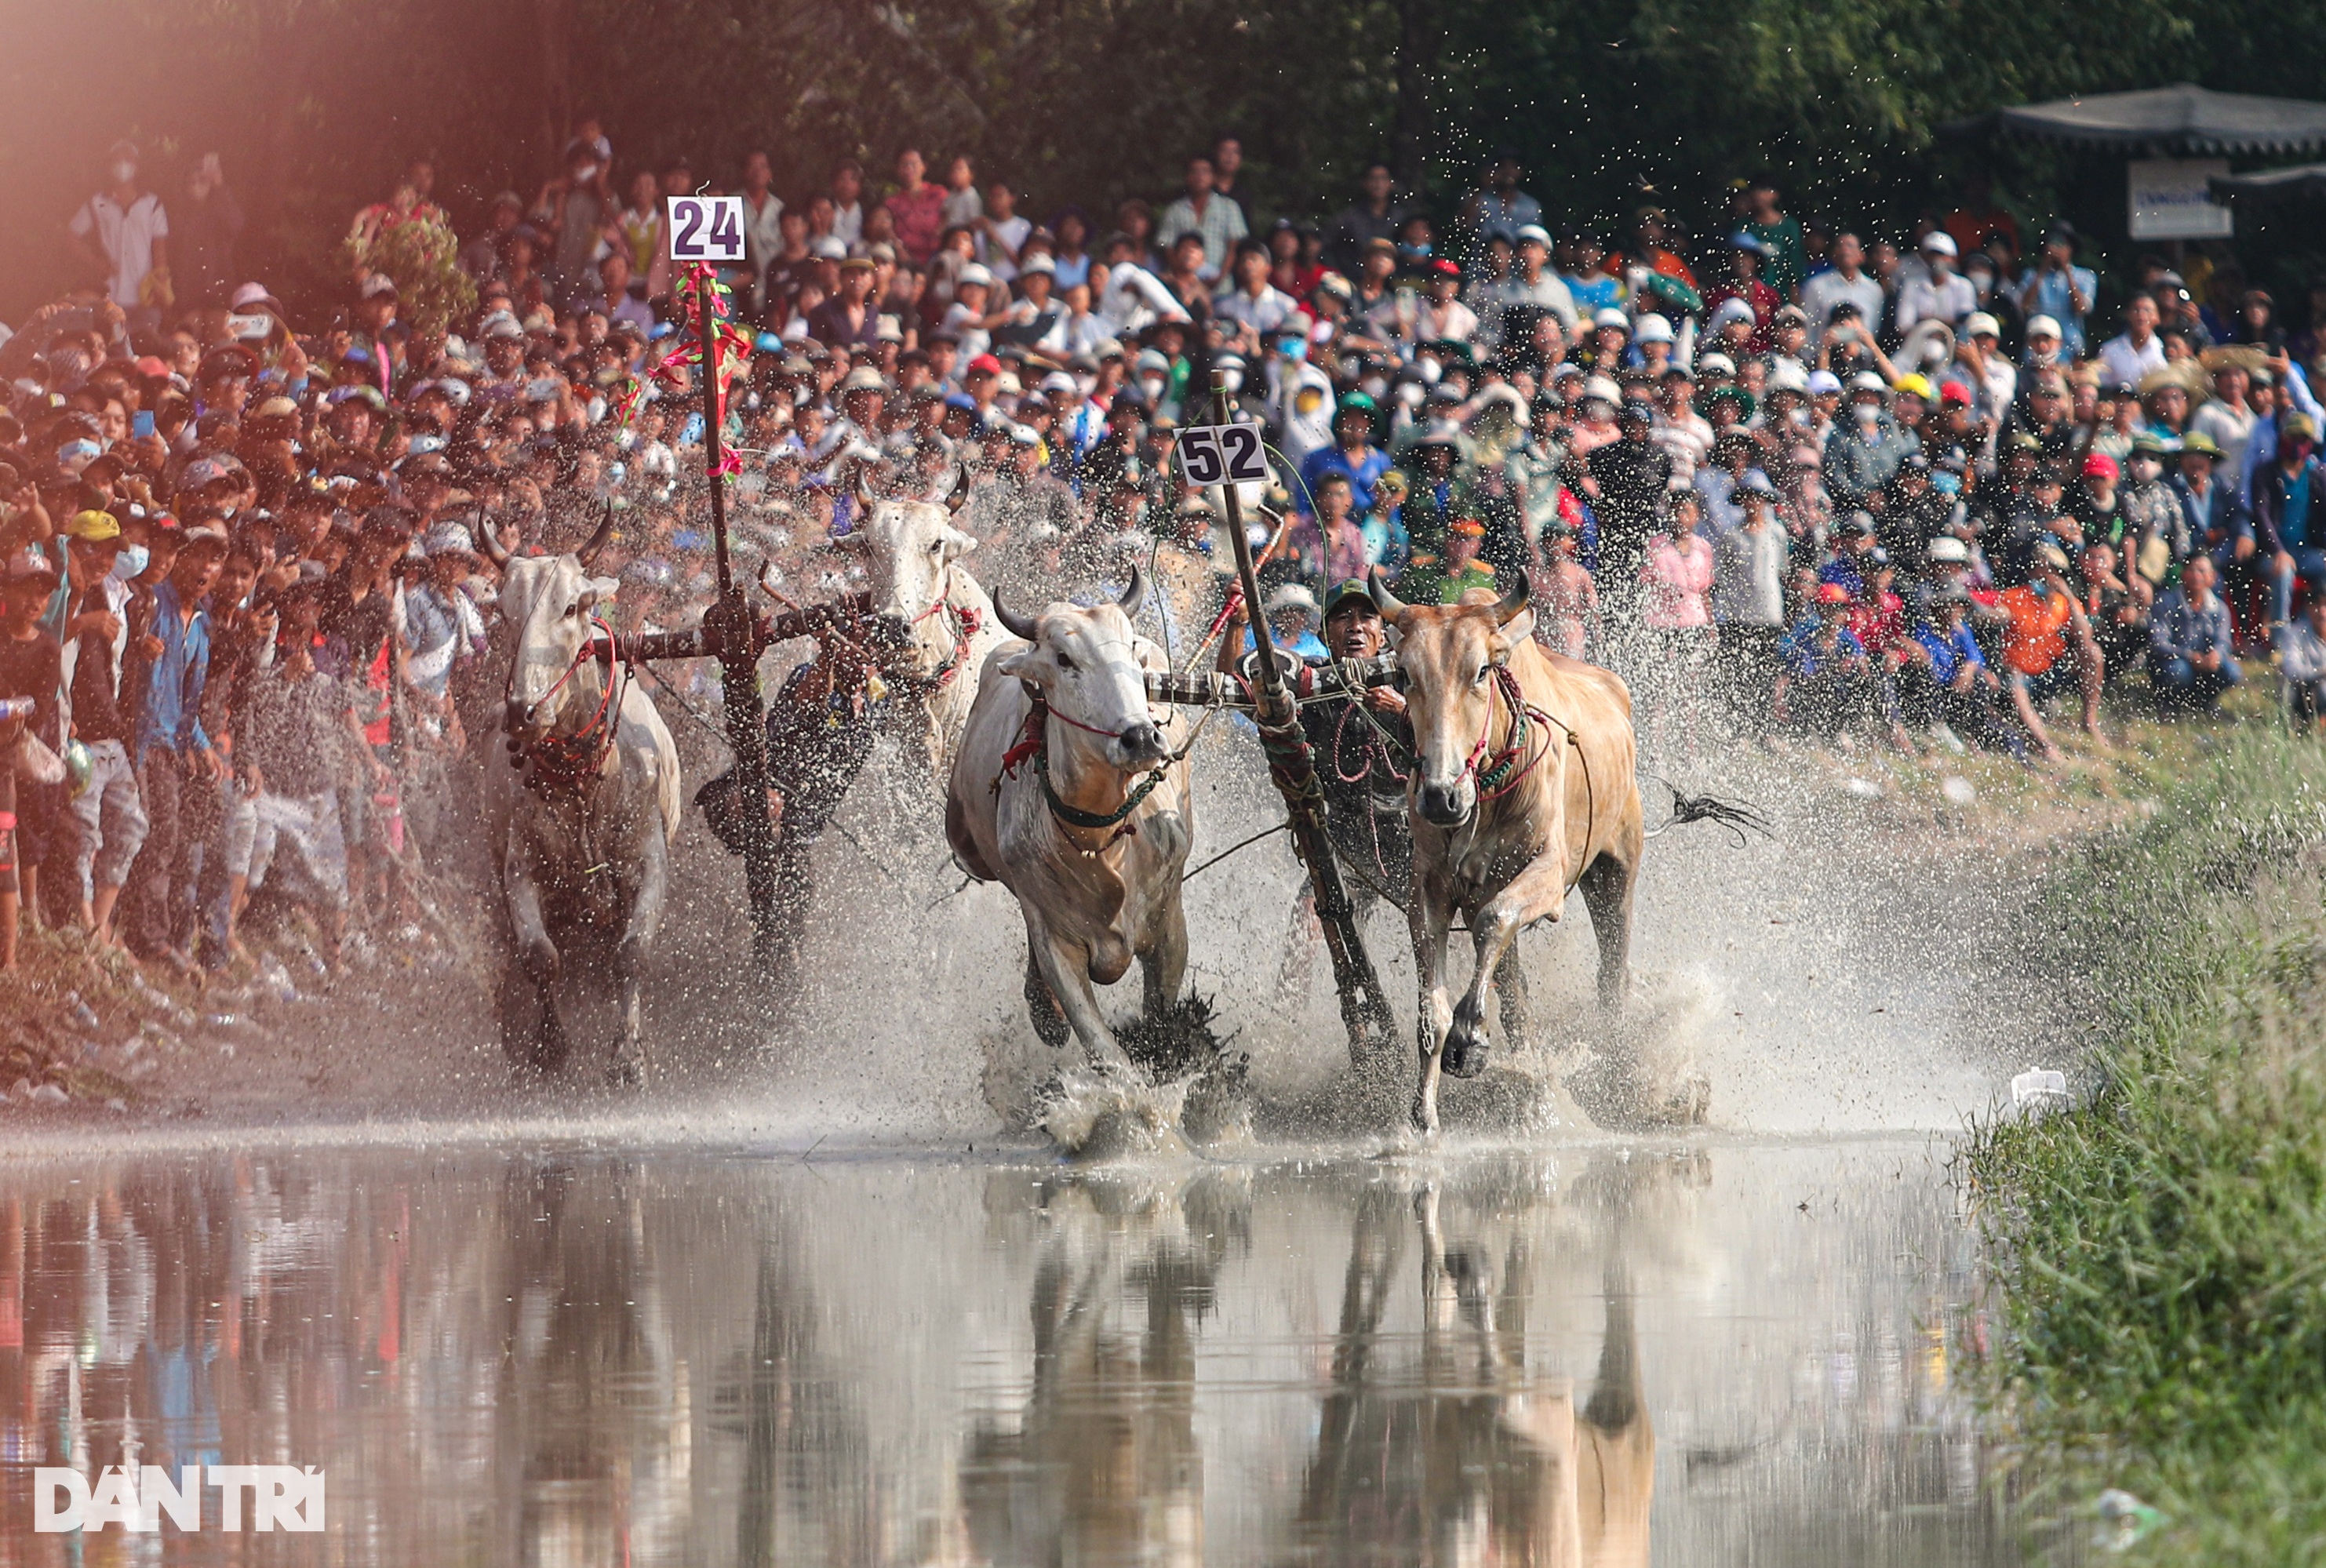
2081,452,2119,480
1816,582,1851,605
966,354,1003,377
1938,380,1972,406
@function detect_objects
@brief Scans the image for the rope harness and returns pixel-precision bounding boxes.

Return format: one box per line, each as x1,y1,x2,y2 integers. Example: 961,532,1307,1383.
902,580,981,690
514,615,625,804
996,688,1170,844
1465,664,1562,802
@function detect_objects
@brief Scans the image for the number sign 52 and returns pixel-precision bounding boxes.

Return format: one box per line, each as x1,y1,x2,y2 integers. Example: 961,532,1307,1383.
1174,424,1272,487
668,195,746,263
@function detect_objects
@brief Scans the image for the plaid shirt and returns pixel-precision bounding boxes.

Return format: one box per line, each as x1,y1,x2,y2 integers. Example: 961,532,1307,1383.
1156,193,1247,279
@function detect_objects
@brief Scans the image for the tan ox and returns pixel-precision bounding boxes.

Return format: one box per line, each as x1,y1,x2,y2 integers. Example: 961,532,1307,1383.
1371,573,1643,1136
946,568,1194,1071
1299,1183,1654,1567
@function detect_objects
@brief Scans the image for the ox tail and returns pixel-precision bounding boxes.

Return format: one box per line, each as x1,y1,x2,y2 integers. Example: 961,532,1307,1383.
1640,777,1775,849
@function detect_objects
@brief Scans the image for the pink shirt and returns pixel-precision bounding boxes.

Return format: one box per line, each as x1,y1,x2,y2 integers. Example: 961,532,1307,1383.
1640,534,1714,630
884,183,948,264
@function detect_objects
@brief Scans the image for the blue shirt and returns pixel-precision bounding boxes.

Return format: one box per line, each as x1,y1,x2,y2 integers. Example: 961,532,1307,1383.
2021,264,2099,355
1298,443,1391,518
2284,467,2312,549
1778,617,1866,675
1566,272,1622,315
134,579,212,765
2149,588,2233,662
1913,620,1983,683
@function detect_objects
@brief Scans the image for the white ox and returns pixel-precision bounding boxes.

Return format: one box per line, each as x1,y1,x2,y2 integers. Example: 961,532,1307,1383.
945,569,1194,1071
843,468,1004,771
488,514,683,1085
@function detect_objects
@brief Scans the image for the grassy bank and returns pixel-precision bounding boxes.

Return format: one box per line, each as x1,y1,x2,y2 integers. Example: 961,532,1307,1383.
1966,730,2326,1563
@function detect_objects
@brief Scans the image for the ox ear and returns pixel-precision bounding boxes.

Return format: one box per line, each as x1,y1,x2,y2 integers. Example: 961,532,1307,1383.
944,526,977,560
995,645,1044,681
1490,607,1535,655
829,526,872,552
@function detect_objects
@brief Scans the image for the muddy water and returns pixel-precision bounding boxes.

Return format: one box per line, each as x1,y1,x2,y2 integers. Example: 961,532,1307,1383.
0,1134,2025,1565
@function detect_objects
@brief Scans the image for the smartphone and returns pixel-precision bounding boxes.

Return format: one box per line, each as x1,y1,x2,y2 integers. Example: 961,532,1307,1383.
228,312,273,342
525,377,560,402
133,409,155,440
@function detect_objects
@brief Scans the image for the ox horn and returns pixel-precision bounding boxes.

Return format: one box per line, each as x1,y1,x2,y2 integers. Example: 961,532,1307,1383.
1492,575,1531,627
1116,563,1146,620
575,499,617,570
1367,567,1407,619
475,515,511,566
933,460,970,512
991,588,1039,643
854,463,879,509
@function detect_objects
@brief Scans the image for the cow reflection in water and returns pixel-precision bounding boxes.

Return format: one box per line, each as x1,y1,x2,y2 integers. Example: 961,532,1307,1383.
1298,1181,1654,1568
493,1162,690,1567
959,1175,1241,1567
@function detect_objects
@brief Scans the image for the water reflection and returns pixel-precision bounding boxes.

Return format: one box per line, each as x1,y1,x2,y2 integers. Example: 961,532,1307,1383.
0,1140,2018,1565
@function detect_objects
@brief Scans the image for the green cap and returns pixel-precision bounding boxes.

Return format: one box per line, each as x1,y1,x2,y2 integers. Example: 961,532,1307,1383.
1323,579,1378,618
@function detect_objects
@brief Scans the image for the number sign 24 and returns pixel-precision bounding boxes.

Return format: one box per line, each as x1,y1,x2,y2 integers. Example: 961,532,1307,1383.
668,195,746,263
1175,424,1271,487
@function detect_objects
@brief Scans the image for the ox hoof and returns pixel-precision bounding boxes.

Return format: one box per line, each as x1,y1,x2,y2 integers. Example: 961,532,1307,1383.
1440,1029,1489,1080
606,1046,646,1090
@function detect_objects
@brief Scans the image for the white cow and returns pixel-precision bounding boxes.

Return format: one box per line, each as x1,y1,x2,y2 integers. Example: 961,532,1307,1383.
945,569,1194,1072
489,511,683,1084
844,467,1004,772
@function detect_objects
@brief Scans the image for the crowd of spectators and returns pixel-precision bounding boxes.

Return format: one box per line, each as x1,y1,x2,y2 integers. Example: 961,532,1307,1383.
7,126,2326,980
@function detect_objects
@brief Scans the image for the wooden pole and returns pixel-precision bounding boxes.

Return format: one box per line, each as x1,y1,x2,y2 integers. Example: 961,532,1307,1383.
1205,373,1398,1067
693,267,783,970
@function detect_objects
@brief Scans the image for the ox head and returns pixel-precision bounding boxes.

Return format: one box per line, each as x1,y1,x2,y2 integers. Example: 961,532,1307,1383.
992,568,1168,771
1370,569,1533,827
839,464,974,675
503,504,620,738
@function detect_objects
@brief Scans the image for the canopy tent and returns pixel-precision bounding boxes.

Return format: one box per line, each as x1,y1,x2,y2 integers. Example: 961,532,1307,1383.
2210,162,2326,201
1944,84,2326,155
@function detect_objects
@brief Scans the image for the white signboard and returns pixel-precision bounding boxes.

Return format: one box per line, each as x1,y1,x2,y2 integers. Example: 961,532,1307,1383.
1174,423,1272,487
666,195,746,262
2128,158,2233,241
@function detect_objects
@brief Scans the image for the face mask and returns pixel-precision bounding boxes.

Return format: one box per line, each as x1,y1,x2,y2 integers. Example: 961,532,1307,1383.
1854,403,1880,426
111,544,149,581
1279,338,1307,362
573,164,599,184
1221,367,1244,395
111,162,136,186
1141,376,1166,402
1417,358,1443,385
1933,471,1962,495
2030,579,2052,598
1360,375,1388,400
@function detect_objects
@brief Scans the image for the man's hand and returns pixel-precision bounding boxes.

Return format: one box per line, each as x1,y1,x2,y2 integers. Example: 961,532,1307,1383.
1365,686,1406,715
2277,548,2296,576
201,747,227,780
68,609,122,644
2235,534,2256,562
137,633,165,660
